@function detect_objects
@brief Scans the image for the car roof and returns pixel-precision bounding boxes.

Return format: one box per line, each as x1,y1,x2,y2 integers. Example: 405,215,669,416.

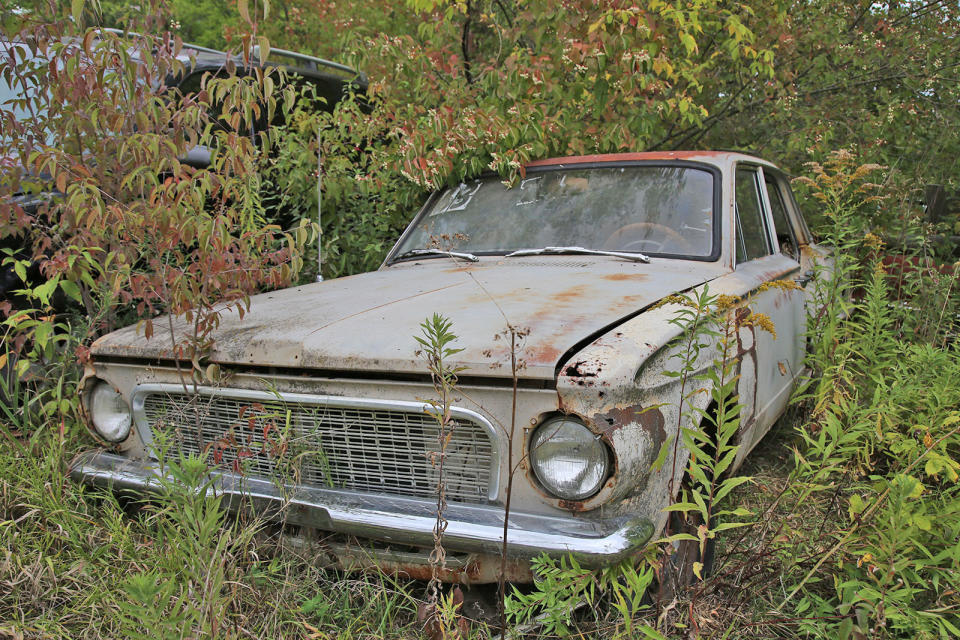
525,151,776,170
2,32,366,88
94,29,366,88
177,44,367,88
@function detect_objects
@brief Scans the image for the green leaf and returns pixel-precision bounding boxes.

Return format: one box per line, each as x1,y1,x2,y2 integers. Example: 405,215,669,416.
257,36,271,63
650,435,673,472
635,626,669,640
71,0,85,24
838,616,853,640
711,521,754,532
59,280,83,303
713,475,752,504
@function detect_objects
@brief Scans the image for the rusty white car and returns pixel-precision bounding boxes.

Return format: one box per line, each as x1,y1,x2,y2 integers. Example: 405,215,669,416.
71,151,825,583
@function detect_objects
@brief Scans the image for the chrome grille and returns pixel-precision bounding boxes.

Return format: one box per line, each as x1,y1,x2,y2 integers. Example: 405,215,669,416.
137,388,495,504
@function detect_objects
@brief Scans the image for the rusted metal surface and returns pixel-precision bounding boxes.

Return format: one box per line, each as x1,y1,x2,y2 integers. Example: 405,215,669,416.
282,535,535,584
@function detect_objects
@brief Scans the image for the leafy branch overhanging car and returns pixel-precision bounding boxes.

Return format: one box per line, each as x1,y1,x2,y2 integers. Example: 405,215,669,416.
70,151,829,584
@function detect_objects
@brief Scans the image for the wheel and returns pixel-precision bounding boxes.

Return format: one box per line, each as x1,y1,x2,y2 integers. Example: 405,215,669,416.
657,503,716,601
655,420,719,602
601,222,694,254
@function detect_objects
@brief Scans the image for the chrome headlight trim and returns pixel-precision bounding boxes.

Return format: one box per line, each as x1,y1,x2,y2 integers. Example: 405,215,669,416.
87,380,132,443
529,416,609,501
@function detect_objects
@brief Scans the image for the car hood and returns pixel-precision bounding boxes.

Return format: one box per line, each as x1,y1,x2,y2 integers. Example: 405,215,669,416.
91,257,727,380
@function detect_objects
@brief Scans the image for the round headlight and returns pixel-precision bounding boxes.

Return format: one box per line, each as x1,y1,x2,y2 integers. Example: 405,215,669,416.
88,381,132,442
529,417,609,501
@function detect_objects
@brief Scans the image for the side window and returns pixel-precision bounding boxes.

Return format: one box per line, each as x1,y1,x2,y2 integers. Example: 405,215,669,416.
784,182,817,243
764,175,799,260
735,168,772,264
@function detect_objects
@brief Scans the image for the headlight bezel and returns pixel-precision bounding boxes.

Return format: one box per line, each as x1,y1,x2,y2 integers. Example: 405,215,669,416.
528,416,611,501
84,379,132,443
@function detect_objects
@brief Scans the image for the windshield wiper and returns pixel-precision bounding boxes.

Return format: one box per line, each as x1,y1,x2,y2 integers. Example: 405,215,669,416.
394,249,480,262
505,246,650,263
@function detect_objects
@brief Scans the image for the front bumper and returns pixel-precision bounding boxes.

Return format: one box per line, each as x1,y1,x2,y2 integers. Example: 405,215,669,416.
70,451,654,577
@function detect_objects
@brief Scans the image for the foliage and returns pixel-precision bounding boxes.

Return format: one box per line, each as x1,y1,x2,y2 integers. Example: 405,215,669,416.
774,155,960,639
507,554,658,638
354,0,772,191
414,313,464,609
0,7,312,376
264,87,422,279
712,1,960,199
794,150,886,407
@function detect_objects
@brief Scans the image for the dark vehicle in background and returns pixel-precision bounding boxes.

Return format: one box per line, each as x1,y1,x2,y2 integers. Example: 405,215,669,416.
0,32,366,305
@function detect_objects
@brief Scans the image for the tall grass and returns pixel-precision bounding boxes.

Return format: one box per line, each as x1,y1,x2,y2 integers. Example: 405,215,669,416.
0,400,416,638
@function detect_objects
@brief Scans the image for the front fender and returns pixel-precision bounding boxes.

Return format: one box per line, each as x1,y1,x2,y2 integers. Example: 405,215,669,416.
553,293,720,522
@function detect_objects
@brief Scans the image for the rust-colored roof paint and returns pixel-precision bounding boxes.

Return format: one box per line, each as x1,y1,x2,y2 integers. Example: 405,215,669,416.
525,151,758,168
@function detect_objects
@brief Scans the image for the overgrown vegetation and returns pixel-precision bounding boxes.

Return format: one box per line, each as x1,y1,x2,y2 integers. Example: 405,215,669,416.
2,0,959,638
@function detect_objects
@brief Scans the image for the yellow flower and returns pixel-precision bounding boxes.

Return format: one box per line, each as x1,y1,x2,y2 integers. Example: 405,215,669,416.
715,294,741,310
756,279,802,293
742,311,777,339
652,294,696,310
863,232,884,249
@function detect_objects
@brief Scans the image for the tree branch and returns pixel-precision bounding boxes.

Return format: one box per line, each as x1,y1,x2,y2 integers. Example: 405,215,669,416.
461,0,474,84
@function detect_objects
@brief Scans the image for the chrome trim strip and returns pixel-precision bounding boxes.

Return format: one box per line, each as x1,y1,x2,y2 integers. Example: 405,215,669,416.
71,451,654,567
130,383,503,501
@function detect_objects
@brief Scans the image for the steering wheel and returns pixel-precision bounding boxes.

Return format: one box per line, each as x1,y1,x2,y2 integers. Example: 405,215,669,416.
601,222,694,254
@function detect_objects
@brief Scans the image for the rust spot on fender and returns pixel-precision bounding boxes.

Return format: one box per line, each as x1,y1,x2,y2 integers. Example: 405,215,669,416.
562,358,604,386
558,498,588,512
638,406,667,441
596,405,666,441
564,359,601,378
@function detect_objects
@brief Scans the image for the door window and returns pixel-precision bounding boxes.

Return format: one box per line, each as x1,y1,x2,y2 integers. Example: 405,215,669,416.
764,175,799,260
735,168,773,264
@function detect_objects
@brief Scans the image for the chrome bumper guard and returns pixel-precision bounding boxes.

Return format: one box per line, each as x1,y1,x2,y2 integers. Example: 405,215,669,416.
70,451,654,567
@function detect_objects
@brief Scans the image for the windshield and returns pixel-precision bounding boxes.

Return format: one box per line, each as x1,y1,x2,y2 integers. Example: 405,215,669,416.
395,165,715,259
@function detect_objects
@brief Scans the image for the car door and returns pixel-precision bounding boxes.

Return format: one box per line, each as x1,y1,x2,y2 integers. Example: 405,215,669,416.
731,165,806,461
